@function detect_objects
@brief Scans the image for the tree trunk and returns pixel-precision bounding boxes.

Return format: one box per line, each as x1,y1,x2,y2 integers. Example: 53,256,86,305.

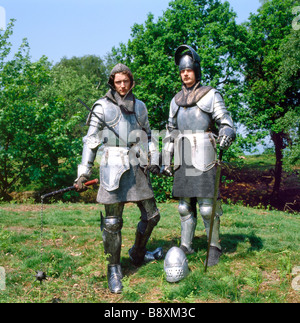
270,131,284,196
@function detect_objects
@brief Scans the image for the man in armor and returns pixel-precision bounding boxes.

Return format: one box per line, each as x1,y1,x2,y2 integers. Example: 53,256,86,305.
74,63,161,293
162,45,236,267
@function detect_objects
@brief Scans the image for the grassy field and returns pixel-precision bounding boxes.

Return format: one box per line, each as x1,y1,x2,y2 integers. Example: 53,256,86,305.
0,201,299,303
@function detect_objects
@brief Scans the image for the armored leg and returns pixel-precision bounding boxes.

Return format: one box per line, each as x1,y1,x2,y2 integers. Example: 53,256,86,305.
198,198,223,266
102,203,124,293
178,198,197,254
129,198,161,266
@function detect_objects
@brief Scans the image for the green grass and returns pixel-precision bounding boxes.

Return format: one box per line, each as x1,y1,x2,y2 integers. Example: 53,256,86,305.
240,153,277,171
0,201,299,303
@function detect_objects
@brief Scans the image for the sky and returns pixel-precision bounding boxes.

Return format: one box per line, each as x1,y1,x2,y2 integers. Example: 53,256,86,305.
0,0,262,64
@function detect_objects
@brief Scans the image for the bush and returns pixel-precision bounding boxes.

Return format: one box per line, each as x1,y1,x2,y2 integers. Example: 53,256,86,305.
150,173,173,203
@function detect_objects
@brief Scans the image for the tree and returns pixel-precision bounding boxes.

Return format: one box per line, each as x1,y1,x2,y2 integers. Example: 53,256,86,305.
0,22,104,199
276,29,300,173
55,55,109,93
111,0,244,132
238,0,299,196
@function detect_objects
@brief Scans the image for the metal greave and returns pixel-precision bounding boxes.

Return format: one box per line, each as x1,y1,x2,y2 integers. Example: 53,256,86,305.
130,199,160,265
180,214,197,253
178,198,222,252
202,215,221,249
102,228,122,264
178,198,197,254
102,203,124,265
198,198,222,250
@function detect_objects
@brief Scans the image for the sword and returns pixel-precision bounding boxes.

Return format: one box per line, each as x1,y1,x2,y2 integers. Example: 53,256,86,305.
41,179,98,200
204,149,223,272
37,178,98,283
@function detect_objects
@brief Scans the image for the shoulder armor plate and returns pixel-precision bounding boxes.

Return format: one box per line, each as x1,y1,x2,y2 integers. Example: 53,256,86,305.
196,88,217,114
87,98,122,127
134,99,148,127
170,97,180,118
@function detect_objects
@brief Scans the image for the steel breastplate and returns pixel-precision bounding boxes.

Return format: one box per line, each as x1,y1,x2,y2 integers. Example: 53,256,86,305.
174,105,216,173
98,99,149,191
177,105,212,133
99,99,147,147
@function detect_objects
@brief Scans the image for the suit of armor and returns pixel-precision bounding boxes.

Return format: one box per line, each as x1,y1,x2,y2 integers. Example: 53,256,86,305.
76,64,161,293
162,46,236,267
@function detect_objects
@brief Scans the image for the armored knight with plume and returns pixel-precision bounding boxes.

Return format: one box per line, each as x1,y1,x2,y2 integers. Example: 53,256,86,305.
162,45,236,274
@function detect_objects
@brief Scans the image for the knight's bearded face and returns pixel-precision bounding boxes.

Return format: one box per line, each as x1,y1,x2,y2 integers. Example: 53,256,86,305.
114,73,131,97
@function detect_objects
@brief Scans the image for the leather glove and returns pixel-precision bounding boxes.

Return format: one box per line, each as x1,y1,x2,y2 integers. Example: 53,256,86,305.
74,175,89,192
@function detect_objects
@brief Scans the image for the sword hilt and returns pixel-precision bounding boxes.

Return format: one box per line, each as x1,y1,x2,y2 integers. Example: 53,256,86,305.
77,178,99,188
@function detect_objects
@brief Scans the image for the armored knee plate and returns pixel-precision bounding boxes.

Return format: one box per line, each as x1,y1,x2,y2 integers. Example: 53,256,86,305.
102,216,123,233
137,211,160,234
178,200,192,217
129,199,161,266
178,199,197,254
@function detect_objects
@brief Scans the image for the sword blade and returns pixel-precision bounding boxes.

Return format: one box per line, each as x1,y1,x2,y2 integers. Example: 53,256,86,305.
41,179,98,200
41,186,75,200
204,150,223,272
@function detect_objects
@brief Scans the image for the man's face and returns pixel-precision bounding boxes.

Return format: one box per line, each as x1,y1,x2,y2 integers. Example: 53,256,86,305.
180,69,196,88
114,73,131,96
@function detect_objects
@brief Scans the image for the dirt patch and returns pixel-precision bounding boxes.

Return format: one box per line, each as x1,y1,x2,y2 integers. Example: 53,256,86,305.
220,167,300,212
4,164,299,213
0,204,50,212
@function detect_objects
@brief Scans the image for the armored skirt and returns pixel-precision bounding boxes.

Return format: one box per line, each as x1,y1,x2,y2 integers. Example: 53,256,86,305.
172,137,216,198
97,165,154,204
